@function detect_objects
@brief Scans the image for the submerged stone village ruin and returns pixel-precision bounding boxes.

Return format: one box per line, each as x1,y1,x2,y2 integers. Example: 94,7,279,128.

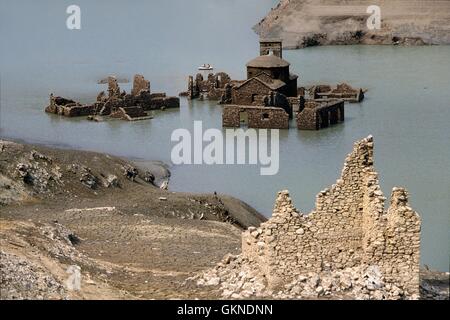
45,74,180,121
46,41,363,130
183,39,364,130
195,136,421,300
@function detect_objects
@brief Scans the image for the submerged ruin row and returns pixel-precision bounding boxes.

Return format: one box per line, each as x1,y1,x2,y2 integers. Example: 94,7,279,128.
182,39,365,130
45,74,180,121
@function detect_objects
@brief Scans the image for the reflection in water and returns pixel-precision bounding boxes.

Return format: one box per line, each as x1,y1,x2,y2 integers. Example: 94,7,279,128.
0,0,449,271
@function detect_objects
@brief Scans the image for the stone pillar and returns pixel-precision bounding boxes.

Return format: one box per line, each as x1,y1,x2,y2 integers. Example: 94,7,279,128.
319,110,329,128
131,74,150,96
330,108,339,124
383,188,421,298
338,102,345,122
107,76,121,98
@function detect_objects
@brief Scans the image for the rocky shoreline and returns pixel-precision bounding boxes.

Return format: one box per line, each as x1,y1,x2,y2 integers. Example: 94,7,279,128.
0,139,265,227
0,139,448,300
255,0,450,49
0,139,264,299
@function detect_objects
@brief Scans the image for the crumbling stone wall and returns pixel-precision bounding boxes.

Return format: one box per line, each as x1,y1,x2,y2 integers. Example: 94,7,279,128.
185,72,232,100
110,106,152,121
241,136,420,297
131,74,150,96
297,100,345,130
45,94,95,117
312,83,364,103
223,105,289,129
267,92,293,118
214,72,232,89
287,96,304,112
107,76,122,98
45,75,179,120
377,188,421,295
219,84,233,104
231,78,275,105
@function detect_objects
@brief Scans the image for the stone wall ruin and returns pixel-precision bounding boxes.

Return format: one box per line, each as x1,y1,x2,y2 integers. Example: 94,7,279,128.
131,74,150,96
311,83,364,103
184,72,232,101
223,105,289,129
242,136,420,297
297,100,345,130
197,136,421,300
45,74,179,121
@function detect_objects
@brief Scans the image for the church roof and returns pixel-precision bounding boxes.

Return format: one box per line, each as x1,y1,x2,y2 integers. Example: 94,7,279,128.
234,76,286,91
246,54,290,68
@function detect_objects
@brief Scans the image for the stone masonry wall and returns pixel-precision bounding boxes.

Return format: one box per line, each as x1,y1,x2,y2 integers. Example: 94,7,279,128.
297,100,345,130
131,74,150,96
185,72,232,100
231,79,274,106
223,105,289,129
241,136,421,297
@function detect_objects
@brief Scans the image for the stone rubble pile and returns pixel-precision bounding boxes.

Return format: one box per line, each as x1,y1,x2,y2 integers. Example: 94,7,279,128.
0,250,67,300
0,222,86,300
194,254,414,300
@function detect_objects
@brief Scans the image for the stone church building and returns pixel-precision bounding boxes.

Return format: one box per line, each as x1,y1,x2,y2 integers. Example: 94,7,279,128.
231,40,298,105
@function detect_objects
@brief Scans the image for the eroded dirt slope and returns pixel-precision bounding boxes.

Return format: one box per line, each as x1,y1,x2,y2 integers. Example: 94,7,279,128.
255,0,450,48
0,139,264,299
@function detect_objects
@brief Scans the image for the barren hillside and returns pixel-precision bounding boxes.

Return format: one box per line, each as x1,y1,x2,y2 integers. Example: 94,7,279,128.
255,0,450,48
0,140,264,299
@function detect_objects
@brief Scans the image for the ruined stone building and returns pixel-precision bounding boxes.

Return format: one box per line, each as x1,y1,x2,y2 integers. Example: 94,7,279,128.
297,100,345,130
45,74,180,121
240,136,421,298
45,96,91,117
184,40,297,108
233,40,298,103
185,72,233,101
311,83,365,103
222,105,289,129
183,39,366,131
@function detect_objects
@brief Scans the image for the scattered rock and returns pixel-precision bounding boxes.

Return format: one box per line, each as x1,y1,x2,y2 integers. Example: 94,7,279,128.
160,180,169,190
142,171,155,184
123,165,138,182
80,167,98,189
103,174,119,188
0,250,66,300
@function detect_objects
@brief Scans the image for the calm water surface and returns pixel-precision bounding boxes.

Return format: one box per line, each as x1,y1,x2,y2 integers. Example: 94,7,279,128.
1,0,449,271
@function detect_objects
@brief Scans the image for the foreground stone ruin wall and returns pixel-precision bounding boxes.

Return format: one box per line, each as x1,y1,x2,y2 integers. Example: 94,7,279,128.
241,136,421,297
